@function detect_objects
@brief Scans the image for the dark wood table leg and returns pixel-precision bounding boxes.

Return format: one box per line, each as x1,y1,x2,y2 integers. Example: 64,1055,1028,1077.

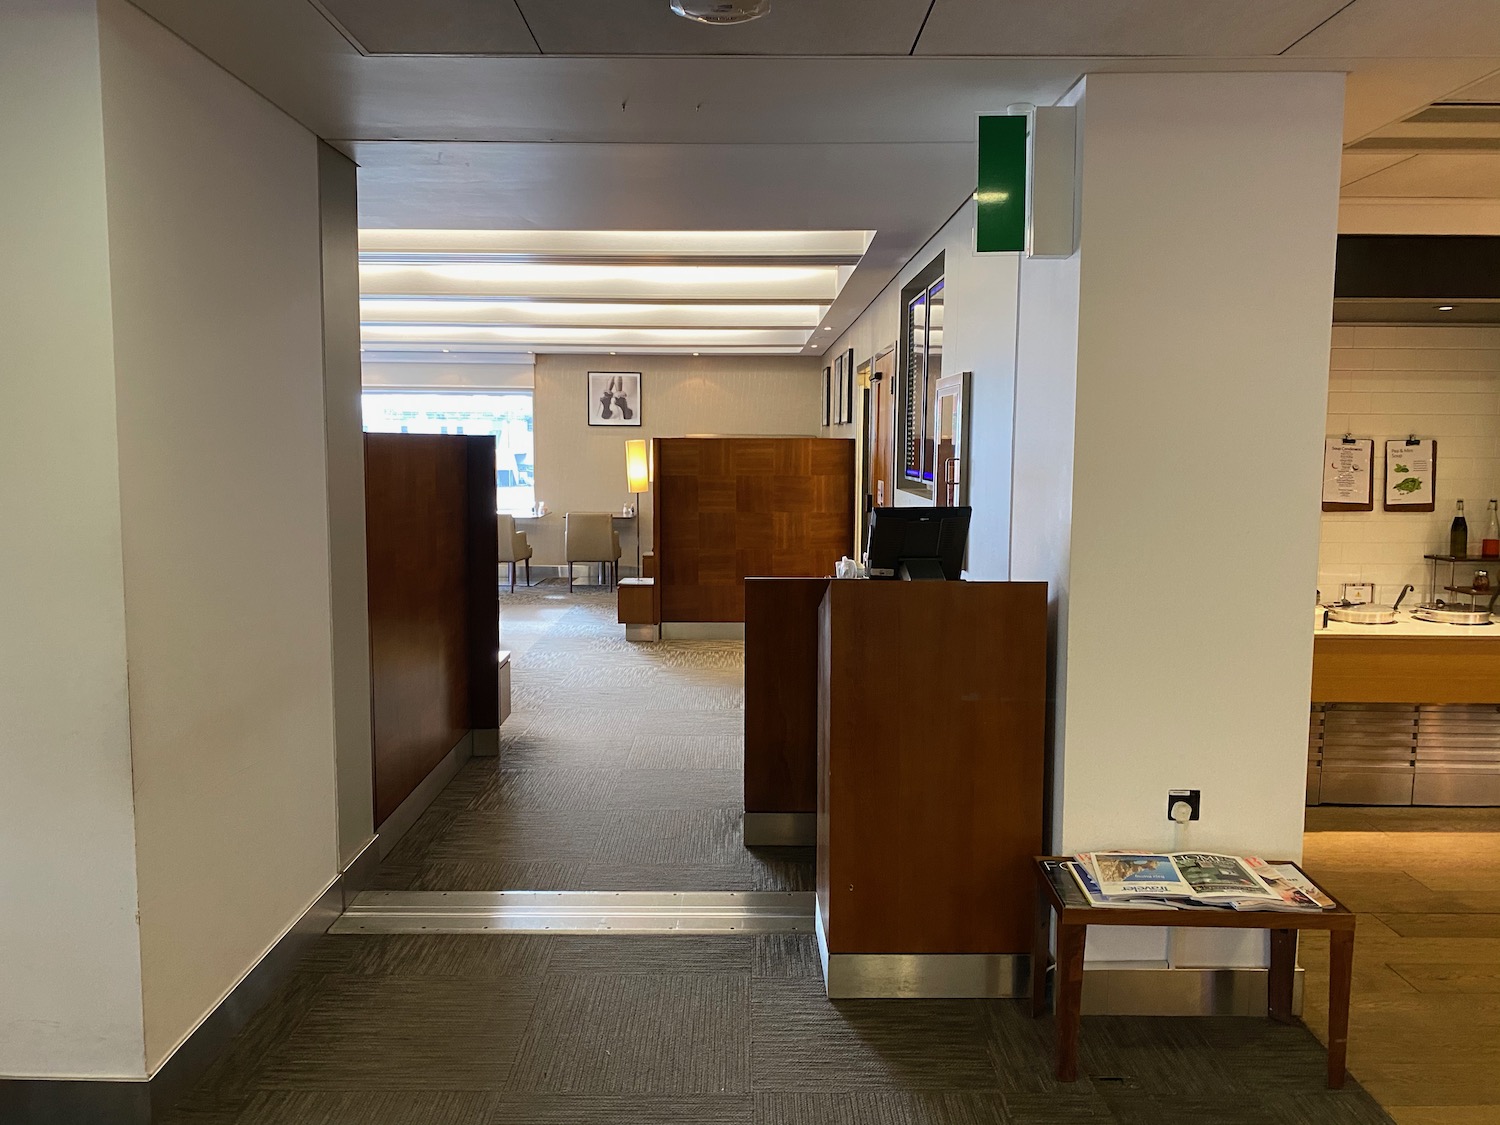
1268,928,1297,1024
1031,888,1052,1018
1053,921,1087,1082
1327,928,1354,1089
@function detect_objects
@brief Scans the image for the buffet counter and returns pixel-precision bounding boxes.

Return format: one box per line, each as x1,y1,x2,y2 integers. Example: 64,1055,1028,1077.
1309,611,1500,807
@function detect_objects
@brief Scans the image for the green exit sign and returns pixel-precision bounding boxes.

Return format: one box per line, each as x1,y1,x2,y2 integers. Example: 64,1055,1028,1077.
976,114,1028,254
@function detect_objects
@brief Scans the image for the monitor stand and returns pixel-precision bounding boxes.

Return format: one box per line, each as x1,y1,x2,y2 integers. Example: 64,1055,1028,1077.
898,559,947,581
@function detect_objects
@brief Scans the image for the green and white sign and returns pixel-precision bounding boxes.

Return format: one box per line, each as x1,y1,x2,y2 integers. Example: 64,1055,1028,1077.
975,114,1028,254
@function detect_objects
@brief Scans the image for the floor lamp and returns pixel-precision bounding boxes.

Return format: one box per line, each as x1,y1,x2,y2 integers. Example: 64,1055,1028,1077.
624,439,650,577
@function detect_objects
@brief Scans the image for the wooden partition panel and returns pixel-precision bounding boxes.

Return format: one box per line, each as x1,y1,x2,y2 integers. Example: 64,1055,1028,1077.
744,577,829,815
365,433,497,827
818,580,1048,954
653,437,854,622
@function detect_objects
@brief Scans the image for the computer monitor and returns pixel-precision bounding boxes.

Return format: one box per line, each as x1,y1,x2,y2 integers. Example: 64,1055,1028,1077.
864,506,971,581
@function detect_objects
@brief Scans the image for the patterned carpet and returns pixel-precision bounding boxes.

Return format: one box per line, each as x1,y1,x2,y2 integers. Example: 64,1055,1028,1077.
161,583,1396,1125
368,580,813,893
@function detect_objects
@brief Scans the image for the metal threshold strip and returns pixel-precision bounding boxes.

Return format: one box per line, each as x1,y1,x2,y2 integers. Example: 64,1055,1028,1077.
331,890,816,935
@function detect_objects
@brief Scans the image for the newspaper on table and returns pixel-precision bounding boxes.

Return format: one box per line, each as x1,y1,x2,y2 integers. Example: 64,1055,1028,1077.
1072,851,1334,911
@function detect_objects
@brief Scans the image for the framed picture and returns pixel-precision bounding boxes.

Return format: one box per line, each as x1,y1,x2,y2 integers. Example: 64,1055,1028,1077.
822,366,832,427
834,354,846,425
588,371,642,427
844,348,856,423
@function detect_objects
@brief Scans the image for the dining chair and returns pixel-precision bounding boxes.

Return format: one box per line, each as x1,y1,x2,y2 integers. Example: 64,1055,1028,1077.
497,514,533,592
564,512,622,591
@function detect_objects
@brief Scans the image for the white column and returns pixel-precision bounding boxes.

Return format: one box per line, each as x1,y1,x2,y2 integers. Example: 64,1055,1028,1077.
1011,72,1345,967
0,0,147,1079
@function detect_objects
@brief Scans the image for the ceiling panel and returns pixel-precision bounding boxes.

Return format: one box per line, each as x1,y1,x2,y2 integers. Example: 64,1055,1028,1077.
312,0,540,55
515,0,930,56
1341,152,1414,185
914,0,1348,57
1447,71,1500,102
1288,0,1500,58
1340,153,1500,197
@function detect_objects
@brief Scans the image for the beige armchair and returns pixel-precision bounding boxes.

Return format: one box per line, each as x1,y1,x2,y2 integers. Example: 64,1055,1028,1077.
497,514,533,592
564,512,622,591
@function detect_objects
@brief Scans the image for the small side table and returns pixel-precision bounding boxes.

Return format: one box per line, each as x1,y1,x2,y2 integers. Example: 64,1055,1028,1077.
1032,857,1357,1088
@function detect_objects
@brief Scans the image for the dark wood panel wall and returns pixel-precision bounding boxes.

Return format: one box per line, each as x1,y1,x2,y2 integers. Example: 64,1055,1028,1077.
652,437,854,623
365,433,498,828
744,577,828,816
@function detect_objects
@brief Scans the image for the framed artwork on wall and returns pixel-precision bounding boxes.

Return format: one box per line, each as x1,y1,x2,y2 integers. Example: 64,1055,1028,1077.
822,366,832,427
834,354,847,425
588,371,642,427
844,348,856,423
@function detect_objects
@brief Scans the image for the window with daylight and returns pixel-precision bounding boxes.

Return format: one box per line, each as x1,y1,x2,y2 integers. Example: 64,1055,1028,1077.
362,390,535,515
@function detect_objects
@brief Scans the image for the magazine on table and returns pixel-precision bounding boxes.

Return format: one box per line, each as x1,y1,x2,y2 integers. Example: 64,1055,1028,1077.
1072,851,1334,911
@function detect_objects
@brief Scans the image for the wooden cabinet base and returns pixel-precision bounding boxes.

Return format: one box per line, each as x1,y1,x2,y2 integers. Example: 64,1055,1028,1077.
816,580,1048,978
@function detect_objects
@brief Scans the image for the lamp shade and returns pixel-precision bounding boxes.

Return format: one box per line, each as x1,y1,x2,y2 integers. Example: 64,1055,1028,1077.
625,439,650,494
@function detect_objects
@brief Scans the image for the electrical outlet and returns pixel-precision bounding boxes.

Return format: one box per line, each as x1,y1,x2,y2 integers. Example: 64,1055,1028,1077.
1167,789,1201,823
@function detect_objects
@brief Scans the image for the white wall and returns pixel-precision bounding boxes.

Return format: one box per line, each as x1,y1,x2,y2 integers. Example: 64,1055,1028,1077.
826,200,1022,579
363,360,535,391
530,353,821,568
320,143,376,871
0,0,147,1079
1321,324,1500,600
1013,73,1345,968
98,0,341,1070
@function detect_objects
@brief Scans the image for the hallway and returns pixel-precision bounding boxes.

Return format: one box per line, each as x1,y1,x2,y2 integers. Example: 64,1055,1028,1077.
156,587,1395,1125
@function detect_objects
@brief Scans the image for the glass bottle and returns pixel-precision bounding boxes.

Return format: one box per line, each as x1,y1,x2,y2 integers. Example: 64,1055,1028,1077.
1450,499,1469,558
1484,499,1500,559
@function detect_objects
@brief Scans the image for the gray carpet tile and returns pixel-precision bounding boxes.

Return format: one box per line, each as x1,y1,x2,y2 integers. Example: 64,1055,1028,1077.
576,860,800,892
468,768,626,813
255,976,540,1090
999,1090,1123,1123
411,860,594,891
605,767,743,810
507,972,751,1095
231,1090,496,1125
751,978,1001,1092
423,809,607,864
542,935,754,976
753,1091,1012,1125
485,1095,752,1125
330,933,554,980
752,934,824,980
626,734,743,770
177,971,331,1098
593,808,744,867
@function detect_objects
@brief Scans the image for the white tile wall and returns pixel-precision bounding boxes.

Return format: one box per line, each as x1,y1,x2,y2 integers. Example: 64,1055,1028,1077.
1321,325,1500,603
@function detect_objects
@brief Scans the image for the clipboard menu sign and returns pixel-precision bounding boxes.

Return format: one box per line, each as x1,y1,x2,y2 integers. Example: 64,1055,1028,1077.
1322,437,1374,512
1384,438,1436,512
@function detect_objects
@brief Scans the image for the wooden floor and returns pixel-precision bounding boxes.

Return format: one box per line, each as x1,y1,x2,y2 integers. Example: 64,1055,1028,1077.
1302,805,1500,1124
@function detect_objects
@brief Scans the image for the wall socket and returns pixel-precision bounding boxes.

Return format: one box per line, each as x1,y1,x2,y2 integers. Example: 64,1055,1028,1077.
1167,789,1201,822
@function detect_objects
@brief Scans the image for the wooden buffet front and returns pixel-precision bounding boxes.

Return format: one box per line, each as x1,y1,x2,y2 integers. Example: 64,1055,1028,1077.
652,437,853,623
1312,633,1500,704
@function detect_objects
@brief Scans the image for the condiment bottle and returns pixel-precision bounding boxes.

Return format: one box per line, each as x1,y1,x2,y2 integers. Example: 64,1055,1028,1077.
1484,499,1500,559
1451,499,1469,558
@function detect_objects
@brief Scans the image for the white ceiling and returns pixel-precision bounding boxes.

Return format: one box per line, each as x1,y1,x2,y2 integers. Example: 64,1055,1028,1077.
127,0,1500,356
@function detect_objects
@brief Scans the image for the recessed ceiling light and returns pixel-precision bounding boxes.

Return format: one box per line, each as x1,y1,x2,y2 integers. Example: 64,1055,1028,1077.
610,351,617,355
693,352,700,356
441,348,450,352
1437,305,1456,312
670,0,771,25
823,326,832,331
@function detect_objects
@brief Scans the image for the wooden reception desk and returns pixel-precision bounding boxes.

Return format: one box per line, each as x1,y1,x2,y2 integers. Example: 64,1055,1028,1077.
816,580,1048,997
743,577,1048,996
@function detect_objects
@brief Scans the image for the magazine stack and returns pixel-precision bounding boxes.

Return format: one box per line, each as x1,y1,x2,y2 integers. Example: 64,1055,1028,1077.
1064,852,1336,911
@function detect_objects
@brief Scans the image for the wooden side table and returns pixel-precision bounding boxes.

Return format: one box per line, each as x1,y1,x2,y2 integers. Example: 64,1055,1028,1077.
1032,857,1357,1088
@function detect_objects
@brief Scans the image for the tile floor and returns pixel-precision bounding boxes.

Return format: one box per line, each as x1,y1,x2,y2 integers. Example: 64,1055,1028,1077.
1301,805,1500,1125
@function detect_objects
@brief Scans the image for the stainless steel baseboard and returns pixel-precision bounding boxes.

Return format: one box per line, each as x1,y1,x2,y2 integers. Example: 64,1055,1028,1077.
332,890,815,934
1077,966,1305,1017
813,907,1030,998
375,731,473,860
743,812,816,847
0,880,343,1125
625,624,660,641
660,621,746,640
338,834,381,899
472,728,499,758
